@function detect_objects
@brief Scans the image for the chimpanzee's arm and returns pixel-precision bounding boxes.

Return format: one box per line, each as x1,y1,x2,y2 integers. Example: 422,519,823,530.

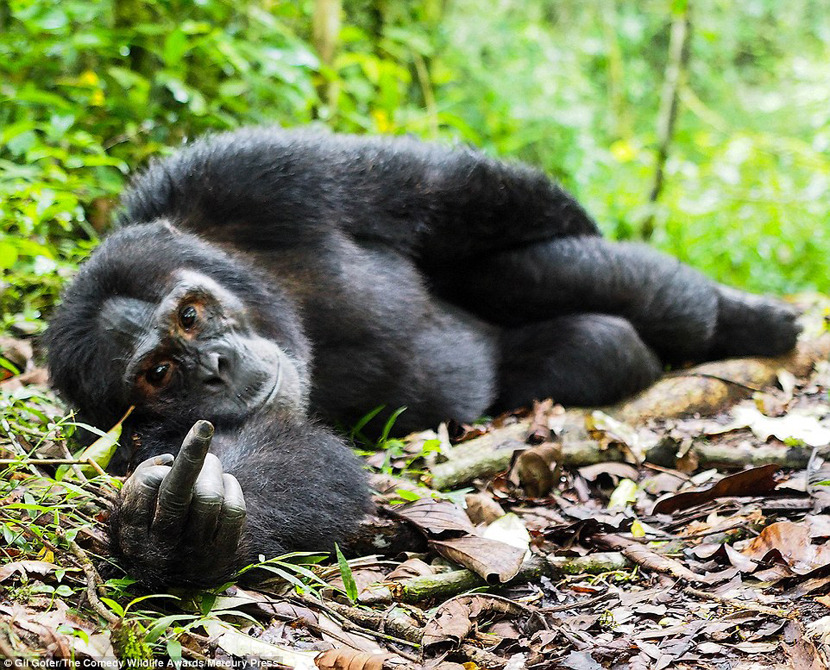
110,418,371,588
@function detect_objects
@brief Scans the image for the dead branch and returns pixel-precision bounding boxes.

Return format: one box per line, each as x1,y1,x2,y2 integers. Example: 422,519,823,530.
593,534,705,584
358,552,629,605
547,551,632,576
429,422,527,490
613,334,830,424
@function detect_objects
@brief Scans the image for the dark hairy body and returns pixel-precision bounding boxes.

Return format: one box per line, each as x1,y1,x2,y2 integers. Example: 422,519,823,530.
46,128,799,587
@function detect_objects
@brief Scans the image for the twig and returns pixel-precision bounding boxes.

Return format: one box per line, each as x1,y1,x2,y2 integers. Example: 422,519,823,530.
663,371,764,393
0,458,104,466
298,596,421,649
60,442,88,483
593,534,705,584
641,462,692,481
316,599,422,643
540,591,618,613
181,646,209,663
57,528,119,625
683,586,794,619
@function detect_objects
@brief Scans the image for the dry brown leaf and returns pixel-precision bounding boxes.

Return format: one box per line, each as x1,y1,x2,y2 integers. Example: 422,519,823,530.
0,336,34,373
586,410,649,461
527,398,561,442
595,534,710,584
421,598,473,654
317,612,383,653
0,560,57,582
509,442,562,497
213,587,317,624
315,649,391,670
422,594,528,656
782,621,825,670
651,463,779,514
729,404,830,447
18,602,117,662
723,543,761,573
464,492,505,525
392,498,476,537
430,536,524,584
386,557,435,581
741,521,830,574
578,462,640,483
805,515,830,538
204,622,318,667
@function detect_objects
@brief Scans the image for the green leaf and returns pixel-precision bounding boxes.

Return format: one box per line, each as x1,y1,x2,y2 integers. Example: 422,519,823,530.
167,639,183,667
393,488,421,501
334,543,358,603
255,564,307,590
0,242,19,270
99,597,124,618
56,408,132,480
379,406,407,443
199,592,216,616
163,29,189,67
145,615,198,644
123,593,180,616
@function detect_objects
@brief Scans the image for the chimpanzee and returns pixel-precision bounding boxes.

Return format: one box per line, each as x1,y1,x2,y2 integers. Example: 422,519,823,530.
46,127,799,587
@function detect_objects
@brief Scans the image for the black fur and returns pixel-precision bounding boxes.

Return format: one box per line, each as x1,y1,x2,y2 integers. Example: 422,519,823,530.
46,127,799,586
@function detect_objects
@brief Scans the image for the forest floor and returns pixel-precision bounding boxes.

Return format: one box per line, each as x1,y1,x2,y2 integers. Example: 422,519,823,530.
1,297,830,670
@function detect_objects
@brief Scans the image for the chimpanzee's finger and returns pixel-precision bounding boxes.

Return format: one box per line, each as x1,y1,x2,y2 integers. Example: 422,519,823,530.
214,473,246,553
154,420,214,529
132,453,175,476
187,454,226,541
120,456,174,530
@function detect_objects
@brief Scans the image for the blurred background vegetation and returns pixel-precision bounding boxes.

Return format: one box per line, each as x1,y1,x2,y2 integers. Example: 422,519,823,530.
1,0,829,336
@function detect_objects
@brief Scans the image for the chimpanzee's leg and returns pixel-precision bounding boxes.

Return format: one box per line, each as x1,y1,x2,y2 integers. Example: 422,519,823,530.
435,236,799,363
495,314,662,410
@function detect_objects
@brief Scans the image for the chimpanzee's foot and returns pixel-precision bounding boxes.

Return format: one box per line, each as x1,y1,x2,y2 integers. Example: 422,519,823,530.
710,286,801,359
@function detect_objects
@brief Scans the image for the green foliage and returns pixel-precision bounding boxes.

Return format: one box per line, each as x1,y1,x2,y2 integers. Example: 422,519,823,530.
1,0,828,337
334,542,358,603
110,620,154,663
435,0,830,294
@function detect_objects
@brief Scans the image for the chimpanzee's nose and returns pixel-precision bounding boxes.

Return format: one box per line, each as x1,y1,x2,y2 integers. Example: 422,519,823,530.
198,350,233,389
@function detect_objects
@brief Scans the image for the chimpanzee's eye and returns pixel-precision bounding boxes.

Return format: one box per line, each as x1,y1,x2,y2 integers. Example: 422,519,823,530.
179,304,198,330
145,362,172,387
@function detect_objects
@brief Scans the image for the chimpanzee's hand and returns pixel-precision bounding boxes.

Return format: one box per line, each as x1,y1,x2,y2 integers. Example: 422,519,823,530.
111,421,247,587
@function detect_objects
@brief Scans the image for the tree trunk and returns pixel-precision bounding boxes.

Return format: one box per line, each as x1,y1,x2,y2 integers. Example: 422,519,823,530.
641,0,693,240
313,0,342,112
